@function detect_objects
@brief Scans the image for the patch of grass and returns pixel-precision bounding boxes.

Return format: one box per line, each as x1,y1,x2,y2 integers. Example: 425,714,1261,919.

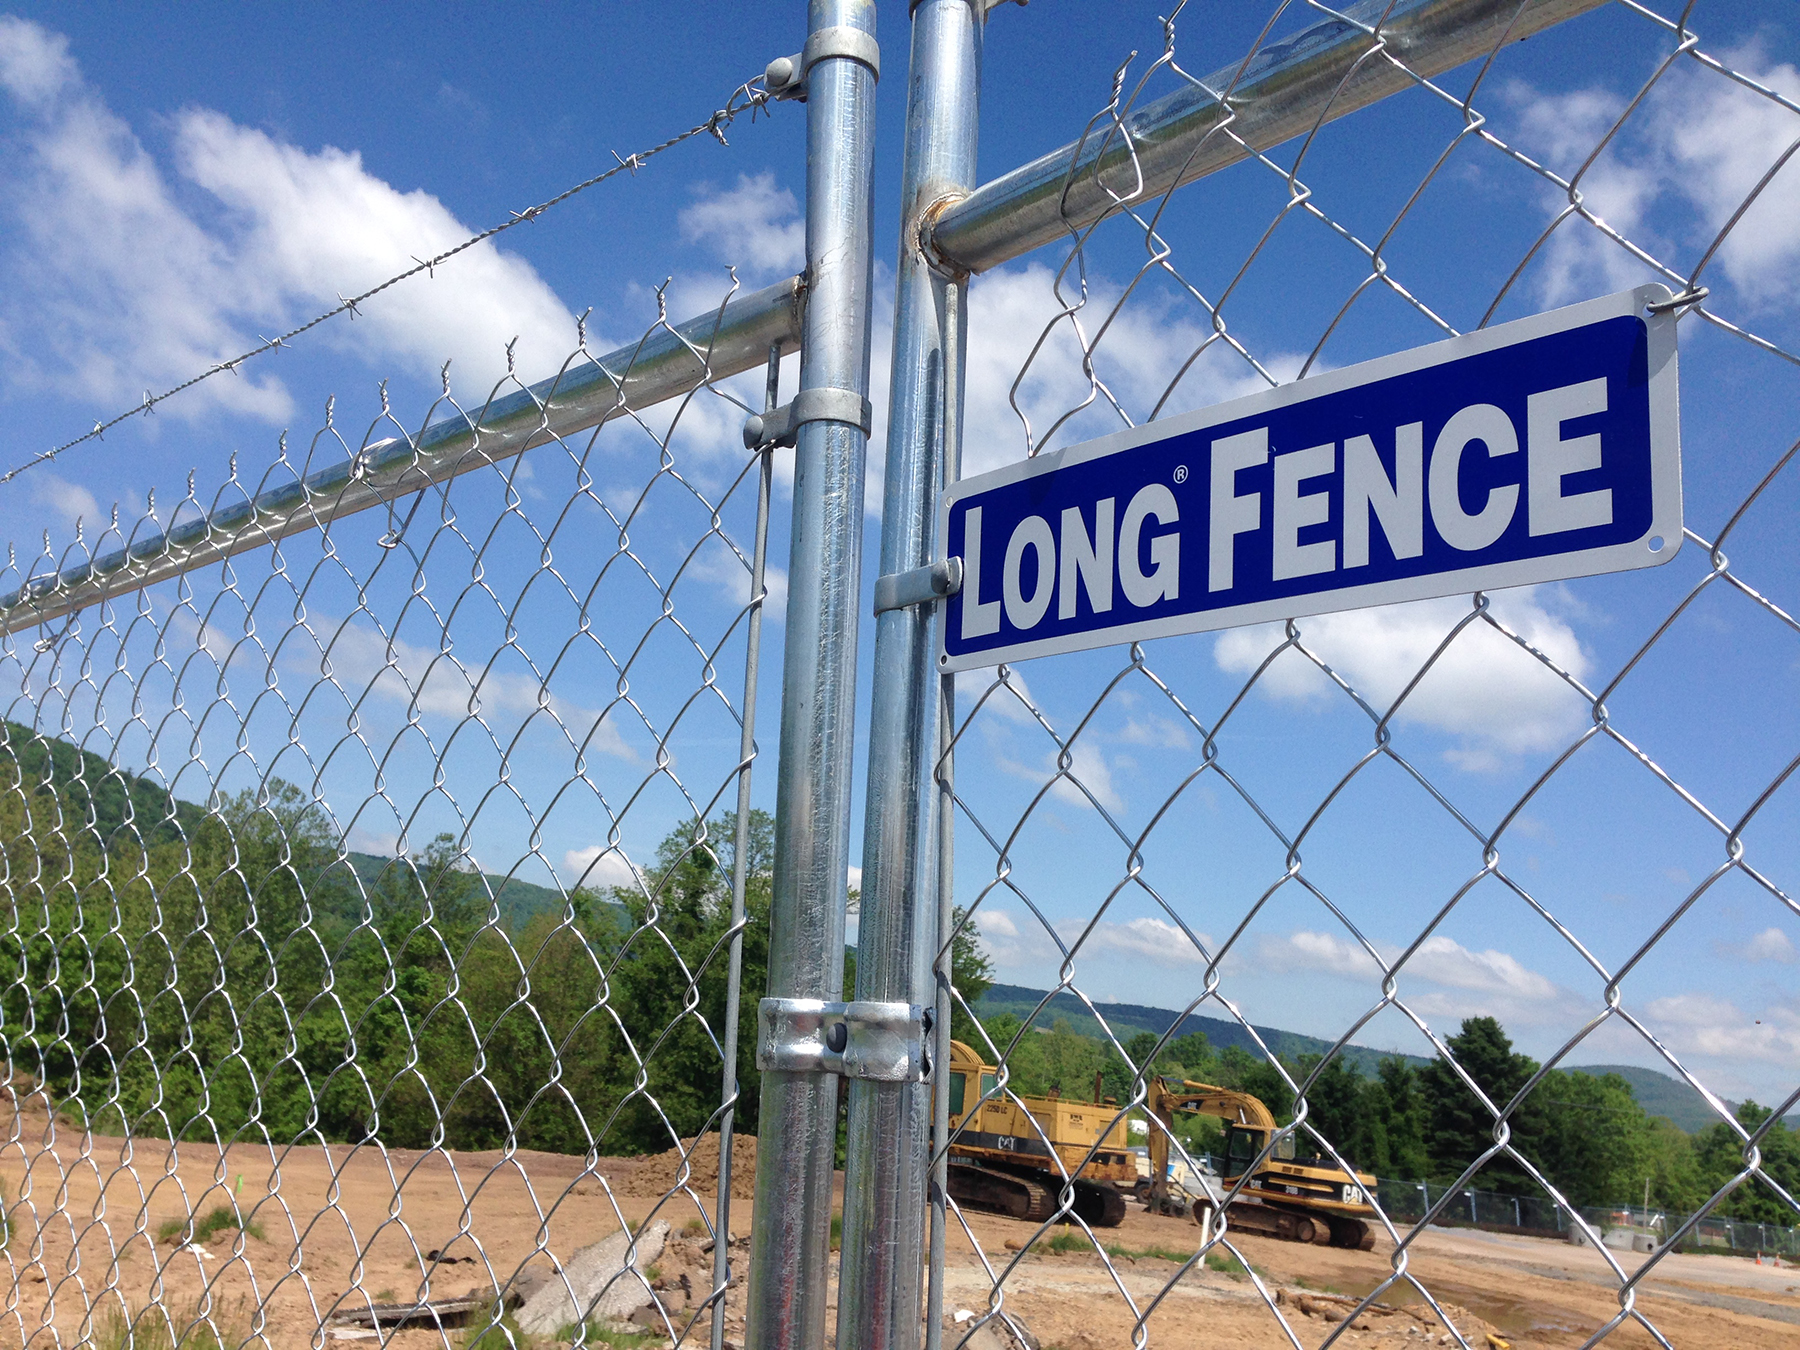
156,1205,265,1248
1040,1231,1092,1255
459,1299,528,1350
643,1264,662,1282
1203,1251,1241,1276
830,1214,842,1252
92,1299,248,1350
373,1289,397,1304
551,1324,662,1349
1101,1242,1194,1264
683,1217,705,1234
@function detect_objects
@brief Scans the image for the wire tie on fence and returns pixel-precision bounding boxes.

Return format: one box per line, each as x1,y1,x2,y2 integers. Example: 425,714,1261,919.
338,294,361,318
1647,286,1707,314
410,256,436,278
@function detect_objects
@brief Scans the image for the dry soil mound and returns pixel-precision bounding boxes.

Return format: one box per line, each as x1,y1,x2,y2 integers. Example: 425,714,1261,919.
619,1133,757,1200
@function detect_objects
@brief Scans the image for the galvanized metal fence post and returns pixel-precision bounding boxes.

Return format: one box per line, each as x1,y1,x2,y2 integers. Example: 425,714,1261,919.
746,4,880,1350
838,5,980,1350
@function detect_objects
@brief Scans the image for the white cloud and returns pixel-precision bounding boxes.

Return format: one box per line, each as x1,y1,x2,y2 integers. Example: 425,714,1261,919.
1507,82,1662,306
1721,927,1797,965
680,533,789,615
274,614,637,762
975,905,1214,973
1408,934,1561,1002
992,733,1125,815
960,263,1294,479
346,825,402,858
0,14,76,106
26,471,100,535
974,905,1063,968
1075,914,1211,967
679,172,806,276
1259,929,1383,980
177,108,575,389
1507,51,1800,309
563,845,645,894
1642,992,1800,1066
0,17,574,423
1116,712,1191,750
1214,588,1592,767
1655,50,1800,306
957,667,1043,725
1257,928,1583,1029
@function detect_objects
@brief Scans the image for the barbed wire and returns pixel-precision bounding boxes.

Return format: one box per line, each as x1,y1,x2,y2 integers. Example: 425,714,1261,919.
0,74,778,490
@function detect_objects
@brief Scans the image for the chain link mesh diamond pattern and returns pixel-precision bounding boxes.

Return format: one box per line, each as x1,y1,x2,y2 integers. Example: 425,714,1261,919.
0,279,779,1350
935,3,1800,1347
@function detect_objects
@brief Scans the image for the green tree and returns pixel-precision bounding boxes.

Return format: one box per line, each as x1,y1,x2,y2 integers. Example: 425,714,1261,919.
1294,1054,1364,1164
1418,1017,1541,1193
1692,1102,1800,1224
945,906,995,1046
598,810,774,1154
1215,1045,1295,1124
1528,1069,1658,1209
1357,1057,1430,1180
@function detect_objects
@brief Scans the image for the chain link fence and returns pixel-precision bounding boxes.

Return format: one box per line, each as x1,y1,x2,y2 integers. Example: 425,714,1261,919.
930,1,1800,1347
0,267,795,1350
3,3,1799,1350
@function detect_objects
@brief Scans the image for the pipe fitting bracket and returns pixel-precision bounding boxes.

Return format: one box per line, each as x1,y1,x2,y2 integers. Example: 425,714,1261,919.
743,386,873,449
765,26,881,101
873,557,963,614
757,998,930,1081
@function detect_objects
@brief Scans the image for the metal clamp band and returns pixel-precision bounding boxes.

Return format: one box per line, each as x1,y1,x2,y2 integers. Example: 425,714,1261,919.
756,998,929,1082
873,557,963,614
743,387,874,449
765,26,880,101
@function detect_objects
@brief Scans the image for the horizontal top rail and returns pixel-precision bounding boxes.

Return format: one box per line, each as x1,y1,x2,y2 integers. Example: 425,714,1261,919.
0,275,806,637
927,0,1609,274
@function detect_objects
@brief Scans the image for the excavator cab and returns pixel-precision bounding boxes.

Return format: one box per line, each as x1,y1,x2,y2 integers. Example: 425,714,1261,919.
947,1066,998,1118
1223,1124,1293,1179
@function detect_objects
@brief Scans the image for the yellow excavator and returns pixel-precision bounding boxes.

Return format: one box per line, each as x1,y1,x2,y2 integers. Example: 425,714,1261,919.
942,1040,1134,1226
1147,1078,1378,1250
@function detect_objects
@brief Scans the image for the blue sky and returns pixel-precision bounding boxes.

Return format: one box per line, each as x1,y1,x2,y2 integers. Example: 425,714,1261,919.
0,2,1796,1112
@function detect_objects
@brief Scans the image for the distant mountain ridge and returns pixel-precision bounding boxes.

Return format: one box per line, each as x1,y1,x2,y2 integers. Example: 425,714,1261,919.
342,851,590,931
974,982,1432,1078
974,984,1795,1132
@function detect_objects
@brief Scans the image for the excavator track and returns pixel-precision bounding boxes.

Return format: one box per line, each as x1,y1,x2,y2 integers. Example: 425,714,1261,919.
1206,1199,1374,1249
947,1165,1131,1228
1070,1177,1129,1228
947,1163,1055,1223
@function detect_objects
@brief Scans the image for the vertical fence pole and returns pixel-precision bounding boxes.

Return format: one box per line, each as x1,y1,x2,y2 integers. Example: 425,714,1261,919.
746,4,879,1350
837,5,980,1350
713,344,781,1350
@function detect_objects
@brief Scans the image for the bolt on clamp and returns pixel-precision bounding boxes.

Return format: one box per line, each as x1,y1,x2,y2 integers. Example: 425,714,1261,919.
764,26,881,102
756,998,931,1082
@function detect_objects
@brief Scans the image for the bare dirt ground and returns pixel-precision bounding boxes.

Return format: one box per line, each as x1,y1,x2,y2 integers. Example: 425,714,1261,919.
0,1102,1794,1350
948,1203,1800,1350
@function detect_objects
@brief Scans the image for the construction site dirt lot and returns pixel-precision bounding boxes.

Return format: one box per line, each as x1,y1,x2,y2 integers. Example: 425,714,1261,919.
0,1109,1795,1350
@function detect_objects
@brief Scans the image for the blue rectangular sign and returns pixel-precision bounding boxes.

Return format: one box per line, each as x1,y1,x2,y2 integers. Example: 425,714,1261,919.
940,286,1681,672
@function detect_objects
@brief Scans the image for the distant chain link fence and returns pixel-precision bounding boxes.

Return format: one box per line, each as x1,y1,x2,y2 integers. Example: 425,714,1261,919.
934,1,1799,1347
0,268,790,1349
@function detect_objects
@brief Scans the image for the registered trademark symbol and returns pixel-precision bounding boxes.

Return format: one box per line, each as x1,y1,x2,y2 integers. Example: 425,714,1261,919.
1173,464,1189,484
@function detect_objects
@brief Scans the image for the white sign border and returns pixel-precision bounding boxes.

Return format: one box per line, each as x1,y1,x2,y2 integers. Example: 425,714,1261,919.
938,284,1682,673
